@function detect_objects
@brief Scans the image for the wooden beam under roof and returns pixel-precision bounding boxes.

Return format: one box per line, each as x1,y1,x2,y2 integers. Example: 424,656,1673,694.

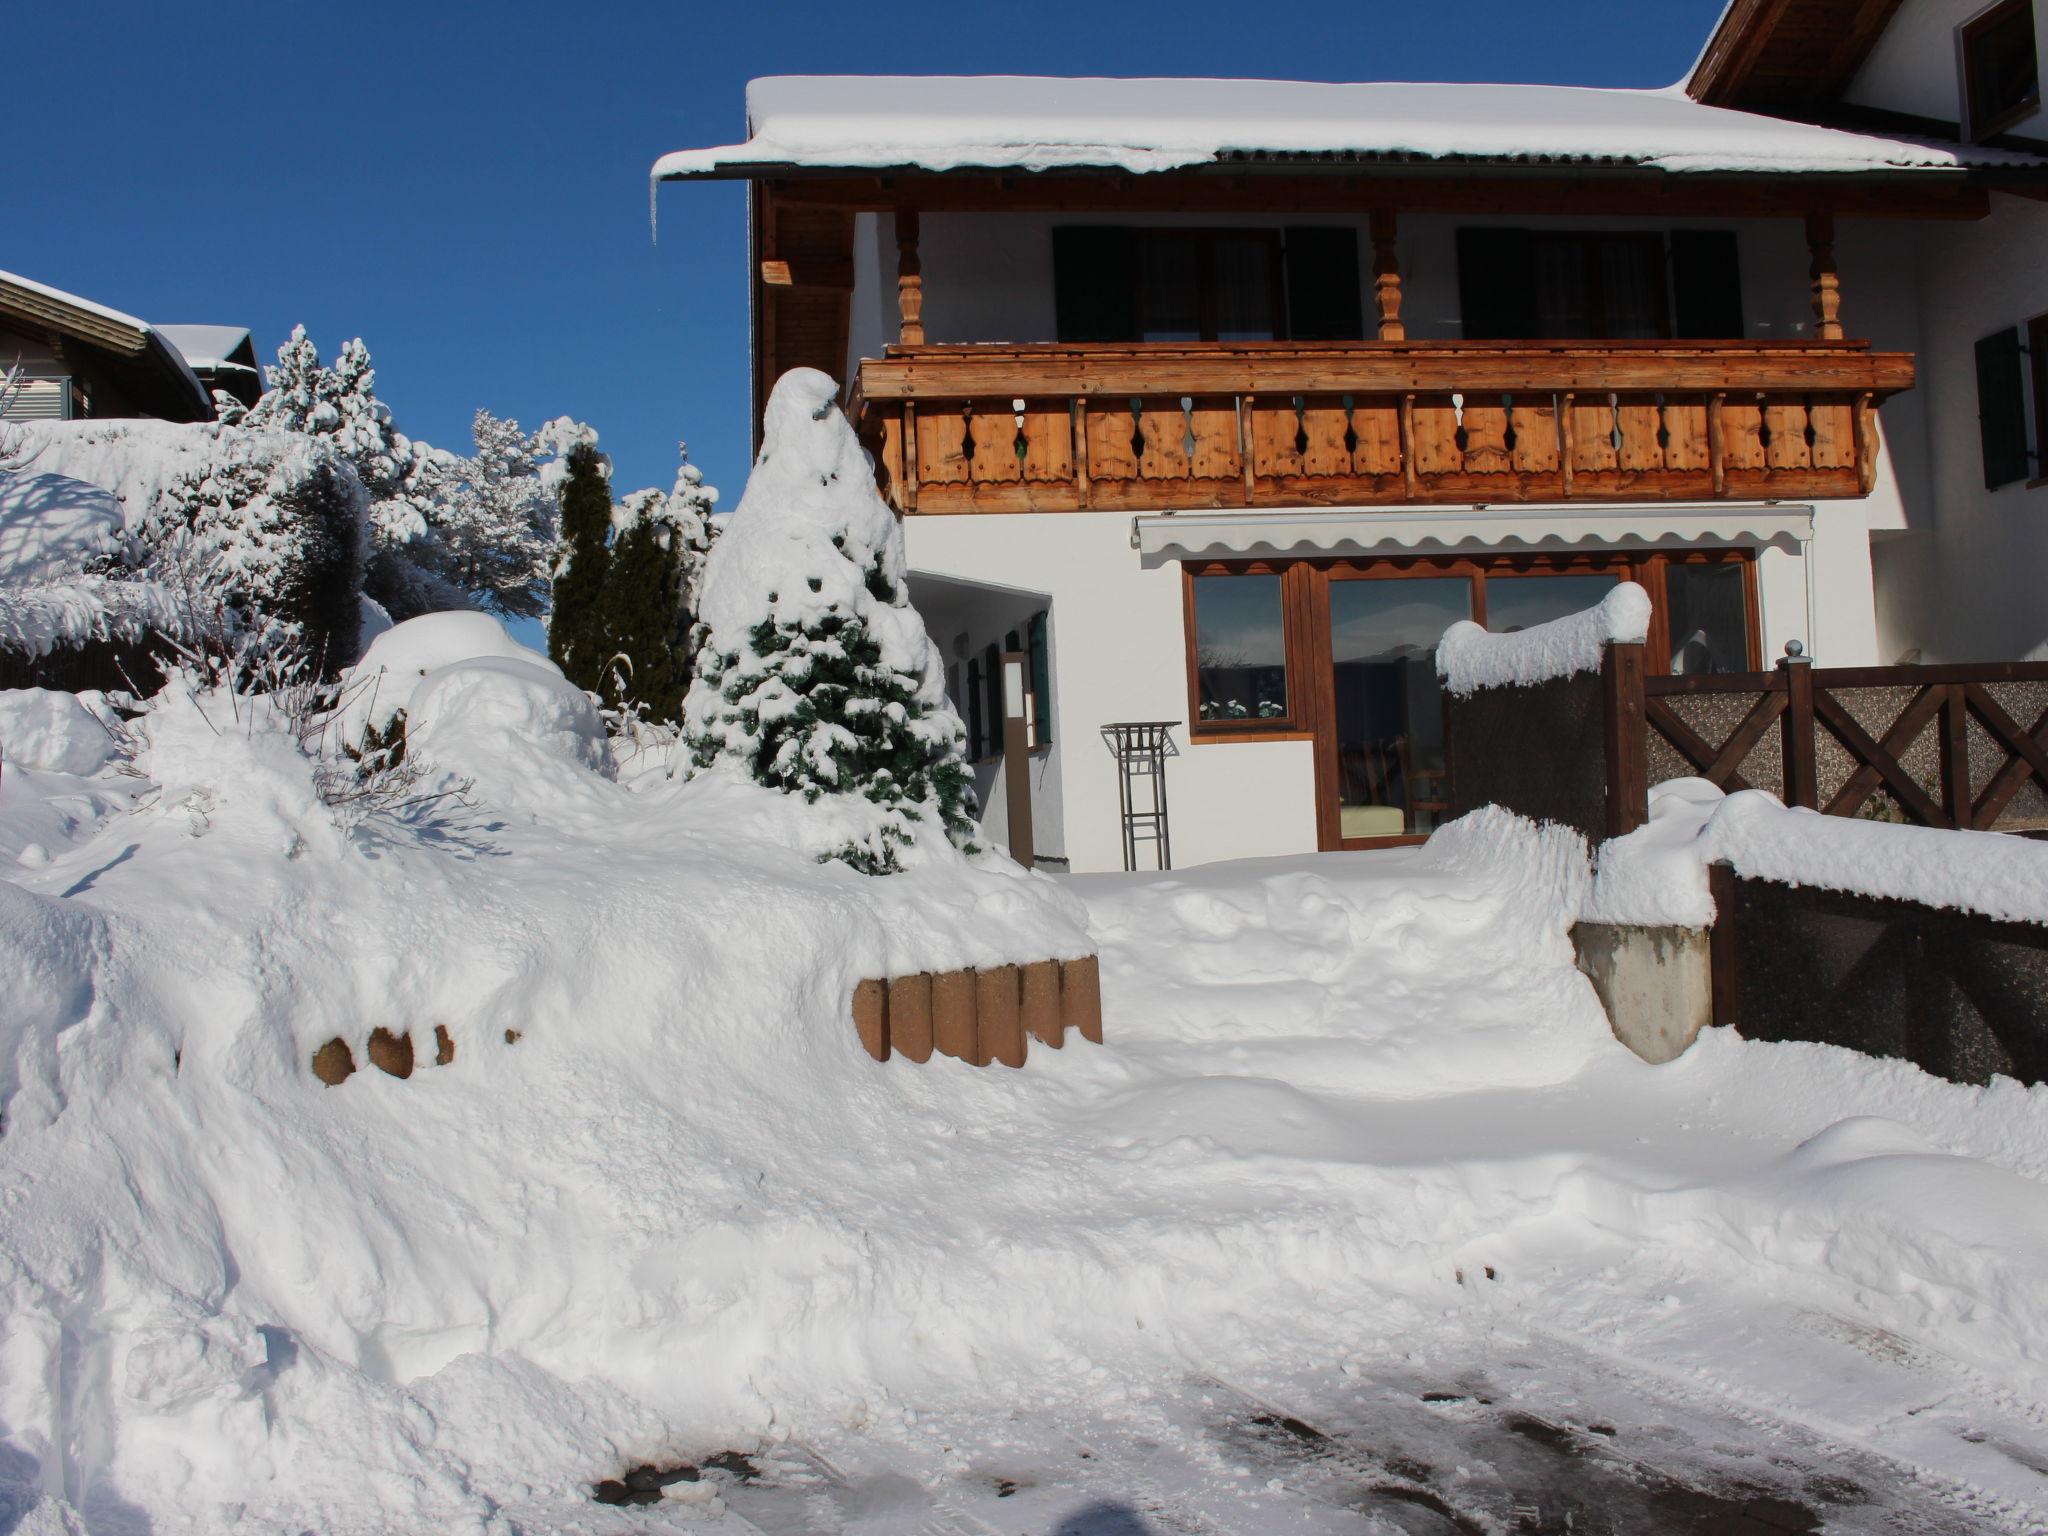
0,276,150,355
1689,0,1910,115
759,169,1996,221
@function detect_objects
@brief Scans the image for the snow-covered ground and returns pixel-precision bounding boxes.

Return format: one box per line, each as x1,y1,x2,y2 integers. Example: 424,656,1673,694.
4,653,2048,1533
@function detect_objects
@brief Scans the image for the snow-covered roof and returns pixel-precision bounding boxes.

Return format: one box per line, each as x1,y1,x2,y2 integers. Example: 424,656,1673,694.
654,76,2048,182
156,324,256,373
0,267,152,352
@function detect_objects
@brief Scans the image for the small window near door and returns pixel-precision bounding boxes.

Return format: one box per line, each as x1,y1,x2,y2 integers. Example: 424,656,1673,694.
1189,572,1290,723
1962,0,2040,141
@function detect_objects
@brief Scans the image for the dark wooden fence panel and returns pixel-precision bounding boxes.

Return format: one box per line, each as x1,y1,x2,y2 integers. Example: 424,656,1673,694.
1715,872,2048,1087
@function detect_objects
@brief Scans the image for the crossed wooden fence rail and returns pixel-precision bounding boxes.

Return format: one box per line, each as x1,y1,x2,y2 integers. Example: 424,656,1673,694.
1604,649,2048,835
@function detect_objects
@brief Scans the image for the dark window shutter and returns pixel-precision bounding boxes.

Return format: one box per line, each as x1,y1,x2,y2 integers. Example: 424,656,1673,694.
1053,228,1138,343
1283,227,1365,341
1028,611,1053,746
1456,228,1537,340
1004,628,1021,652
967,657,984,758
1670,231,1745,339
1976,326,2031,488
982,643,1004,753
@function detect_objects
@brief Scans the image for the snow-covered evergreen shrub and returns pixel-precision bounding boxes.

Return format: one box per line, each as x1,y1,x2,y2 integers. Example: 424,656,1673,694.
546,442,613,696
682,369,975,874
595,444,719,725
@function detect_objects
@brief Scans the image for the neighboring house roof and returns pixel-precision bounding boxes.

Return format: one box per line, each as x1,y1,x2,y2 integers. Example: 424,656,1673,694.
654,74,2048,183
0,269,213,423
1688,0,1908,117
157,324,263,408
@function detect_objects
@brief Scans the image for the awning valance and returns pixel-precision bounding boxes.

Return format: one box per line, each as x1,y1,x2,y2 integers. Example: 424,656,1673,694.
1133,504,1816,562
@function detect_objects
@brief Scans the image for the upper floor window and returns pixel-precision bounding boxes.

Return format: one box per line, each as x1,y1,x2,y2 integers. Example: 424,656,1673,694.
1457,228,1744,342
1053,226,1364,344
1961,0,2040,141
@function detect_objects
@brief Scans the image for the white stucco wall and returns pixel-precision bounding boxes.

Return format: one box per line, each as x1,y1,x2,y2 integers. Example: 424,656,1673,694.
1872,193,2048,661
904,513,1319,873
1846,0,2048,136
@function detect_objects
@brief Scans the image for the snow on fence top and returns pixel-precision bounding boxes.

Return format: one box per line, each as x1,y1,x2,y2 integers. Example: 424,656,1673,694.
1436,581,1650,698
1586,781,2048,929
653,76,2047,181
1706,791,2048,927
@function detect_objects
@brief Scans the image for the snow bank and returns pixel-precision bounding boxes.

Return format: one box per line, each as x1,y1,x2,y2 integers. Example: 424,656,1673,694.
1436,580,1650,696
1583,776,1723,928
406,655,613,807
0,689,116,776
656,76,2048,181
0,471,123,581
1588,782,2048,928
331,608,559,747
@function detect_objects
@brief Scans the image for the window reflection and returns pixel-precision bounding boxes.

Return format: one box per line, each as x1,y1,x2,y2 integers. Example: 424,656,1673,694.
1192,574,1288,720
1665,562,1748,674
1485,573,1620,633
1330,579,1470,838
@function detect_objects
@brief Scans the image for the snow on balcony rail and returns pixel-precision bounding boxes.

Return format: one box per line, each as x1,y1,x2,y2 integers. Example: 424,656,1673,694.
1436,581,1651,697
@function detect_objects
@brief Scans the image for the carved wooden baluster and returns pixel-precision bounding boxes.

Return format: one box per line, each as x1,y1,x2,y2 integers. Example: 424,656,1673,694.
1371,209,1405,341
1806,211,1842,342
895,208,925,347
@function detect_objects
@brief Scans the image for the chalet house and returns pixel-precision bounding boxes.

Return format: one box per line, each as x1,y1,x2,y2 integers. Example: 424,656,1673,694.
0,269,218,425
656,0,2048,873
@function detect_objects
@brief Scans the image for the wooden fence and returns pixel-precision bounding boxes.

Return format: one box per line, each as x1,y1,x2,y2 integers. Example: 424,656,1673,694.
851,956,1102,1067
1610,654,2048,835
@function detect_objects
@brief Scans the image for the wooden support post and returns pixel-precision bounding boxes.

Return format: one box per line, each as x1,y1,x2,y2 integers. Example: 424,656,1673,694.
1370,210,1405,341
931,967,978,1063
977,965,1026,1068
1939,682,1972,828
1779,646,1819,809
1707,861,1740,1031
1000,649,1035,867
887,973,933,1062
895,208,925,347
1060,955,1103,1045
1602,641,1648,837
1707,391,1727,497
1021,960,1064,1048
1559,391,1576,499
852,978,889,1061
1806,211,1842,342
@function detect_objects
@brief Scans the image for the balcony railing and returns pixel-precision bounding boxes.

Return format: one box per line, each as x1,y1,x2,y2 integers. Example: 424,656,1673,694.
853,341,1916,515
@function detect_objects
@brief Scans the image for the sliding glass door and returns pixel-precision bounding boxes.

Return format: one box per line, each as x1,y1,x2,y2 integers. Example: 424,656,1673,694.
1327,577,1471,840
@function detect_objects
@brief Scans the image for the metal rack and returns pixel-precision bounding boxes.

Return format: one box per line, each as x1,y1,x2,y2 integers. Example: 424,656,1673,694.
1101,722,1180,872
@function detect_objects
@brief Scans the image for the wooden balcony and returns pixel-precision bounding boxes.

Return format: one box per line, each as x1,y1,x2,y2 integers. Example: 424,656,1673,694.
853,341,1915,515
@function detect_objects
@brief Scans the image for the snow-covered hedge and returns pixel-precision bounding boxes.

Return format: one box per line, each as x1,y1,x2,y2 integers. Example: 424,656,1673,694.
15,418,367,665
1436,581,1651,696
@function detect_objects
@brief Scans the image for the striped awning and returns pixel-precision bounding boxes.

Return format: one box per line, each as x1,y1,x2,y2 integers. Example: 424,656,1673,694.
1132,504,1816,560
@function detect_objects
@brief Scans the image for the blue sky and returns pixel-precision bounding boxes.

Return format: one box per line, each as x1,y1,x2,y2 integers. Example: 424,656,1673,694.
18,0,1723,506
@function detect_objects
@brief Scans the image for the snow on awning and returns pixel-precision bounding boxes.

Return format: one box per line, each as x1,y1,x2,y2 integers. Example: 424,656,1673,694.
1132,505,1816,561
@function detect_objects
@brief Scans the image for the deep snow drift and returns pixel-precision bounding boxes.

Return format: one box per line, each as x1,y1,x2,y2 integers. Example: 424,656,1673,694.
3,641,2048,1530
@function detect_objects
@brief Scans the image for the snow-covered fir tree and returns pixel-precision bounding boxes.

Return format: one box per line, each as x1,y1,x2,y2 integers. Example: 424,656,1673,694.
667,441,720,623
243,327,459,620
432,410,560,619
682,368,975,874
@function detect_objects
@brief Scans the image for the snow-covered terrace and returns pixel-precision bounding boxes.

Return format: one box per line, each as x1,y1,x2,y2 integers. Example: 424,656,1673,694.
654,75,2048,181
